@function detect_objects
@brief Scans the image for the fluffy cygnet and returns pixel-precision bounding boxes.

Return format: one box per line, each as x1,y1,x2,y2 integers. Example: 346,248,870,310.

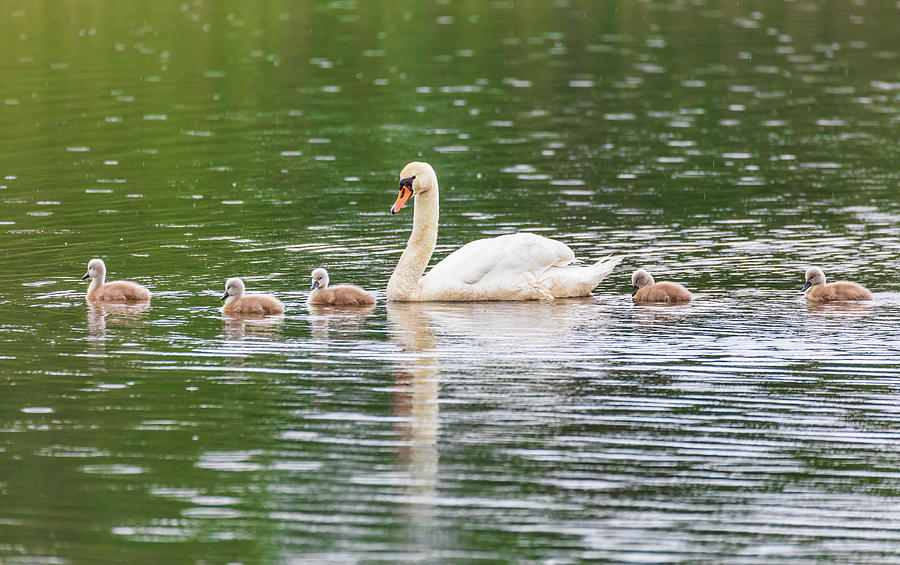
307,268,376,306
631,269,692,303
82,258,151,302
802,267,872,302
221,277,285,315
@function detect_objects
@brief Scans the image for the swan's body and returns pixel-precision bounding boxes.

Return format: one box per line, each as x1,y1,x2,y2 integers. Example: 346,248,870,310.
308,268,376,306
221,278,285,315
82,258,150,302
631,269,692,303
386,162,622,301
802,267,871,302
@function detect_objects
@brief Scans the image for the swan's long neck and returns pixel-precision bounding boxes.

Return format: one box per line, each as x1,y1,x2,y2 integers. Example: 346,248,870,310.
87,271,105,299
388,184,439,301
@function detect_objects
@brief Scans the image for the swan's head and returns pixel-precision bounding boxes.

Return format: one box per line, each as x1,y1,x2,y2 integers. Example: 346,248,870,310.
82,258,106,281
221,277,245,301
391,161,437,214
631,269,654,295
802,267,826,292
310,268,329,291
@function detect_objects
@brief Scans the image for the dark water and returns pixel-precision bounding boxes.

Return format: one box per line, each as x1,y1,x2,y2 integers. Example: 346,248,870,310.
2,1,900,562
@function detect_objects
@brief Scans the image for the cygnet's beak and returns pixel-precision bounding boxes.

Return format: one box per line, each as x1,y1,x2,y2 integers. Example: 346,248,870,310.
81,272,90,281
801,281,812,292
391,178,414,214
631,285,639,296
310,280,319,291
220,290,229,301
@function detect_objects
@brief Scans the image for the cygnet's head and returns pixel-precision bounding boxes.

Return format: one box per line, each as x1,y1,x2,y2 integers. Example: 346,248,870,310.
631,269,655,295
391,161,437,214
310,268,329,291
221,277,245,301
82,258,107,281
802,267,826,291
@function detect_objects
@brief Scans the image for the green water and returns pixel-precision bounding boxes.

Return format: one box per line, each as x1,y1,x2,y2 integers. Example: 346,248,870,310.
2,1,900,563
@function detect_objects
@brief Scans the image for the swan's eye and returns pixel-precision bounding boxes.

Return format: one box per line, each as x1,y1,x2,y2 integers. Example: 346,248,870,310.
399,176,415,191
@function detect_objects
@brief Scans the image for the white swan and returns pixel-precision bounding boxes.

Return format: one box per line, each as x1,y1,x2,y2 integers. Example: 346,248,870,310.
386,162,623,301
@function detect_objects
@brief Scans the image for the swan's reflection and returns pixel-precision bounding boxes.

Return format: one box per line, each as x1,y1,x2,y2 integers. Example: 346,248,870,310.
803,300,874,333
222,314,284,340
308,304,375,339
630,302,692,327
394,298,600,362
87,302,150,339
86,303,151,365
386,302,439,527
805,300,873,318
385,298,604,540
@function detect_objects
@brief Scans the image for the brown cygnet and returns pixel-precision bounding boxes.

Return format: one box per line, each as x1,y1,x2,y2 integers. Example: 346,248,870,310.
631,269,692,303
221,277,285,315
802,267,872,302
307,268,376,306
82,258,151,302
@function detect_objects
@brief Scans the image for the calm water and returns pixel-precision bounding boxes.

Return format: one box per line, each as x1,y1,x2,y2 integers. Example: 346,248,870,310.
2,0,900,562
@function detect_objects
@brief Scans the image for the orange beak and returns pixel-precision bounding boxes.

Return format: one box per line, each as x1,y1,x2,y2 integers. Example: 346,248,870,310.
391,187,412,215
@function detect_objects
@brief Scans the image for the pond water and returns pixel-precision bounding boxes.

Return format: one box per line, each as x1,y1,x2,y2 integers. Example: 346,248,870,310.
2,0,900,562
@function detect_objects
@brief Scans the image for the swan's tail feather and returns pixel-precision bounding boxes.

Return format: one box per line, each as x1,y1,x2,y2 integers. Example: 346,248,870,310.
590,255,625,282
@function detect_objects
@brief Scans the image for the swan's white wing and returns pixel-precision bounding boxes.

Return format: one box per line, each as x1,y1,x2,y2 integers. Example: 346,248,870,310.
421,232,575,286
